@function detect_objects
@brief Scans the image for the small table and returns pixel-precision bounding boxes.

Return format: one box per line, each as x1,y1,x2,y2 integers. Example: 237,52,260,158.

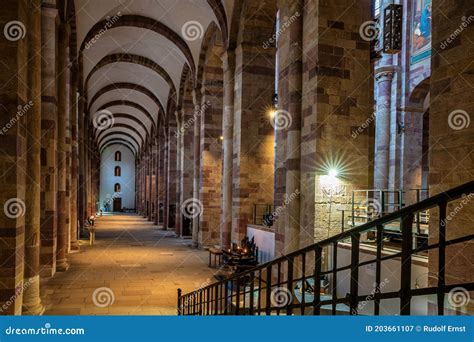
208,248,223,268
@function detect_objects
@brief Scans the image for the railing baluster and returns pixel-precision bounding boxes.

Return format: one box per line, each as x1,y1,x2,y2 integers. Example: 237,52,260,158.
438,201,447,315
287,257,294,316
235,277,241,315
400,213,414,315
214,285,219,315
301,253,306,315
249,271,255,315
258,269,262,315
374,224,383,315
177,288,182,315
225,280,230,315
266,265,272,315
332,241,337,315
313,245,322,315
277,262,281,315
349,233,360,315
206,287,210,315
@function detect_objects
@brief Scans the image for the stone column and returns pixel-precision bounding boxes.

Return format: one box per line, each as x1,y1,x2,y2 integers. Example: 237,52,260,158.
70,67,79,250
22,0,44,315
56,23,70,272
40,5,58,277
154,138,160,224
220,50,235,249
232,42,275,242
148,145,153,221
167,121,178,231
174,110,182,235
192,89,201,246
77,95,86,226
283,0,303,254
373,71,394,190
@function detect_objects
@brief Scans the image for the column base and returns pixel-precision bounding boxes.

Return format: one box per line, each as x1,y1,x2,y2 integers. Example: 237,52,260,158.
56,259,69,272
69,241,80,251
22,275,45,316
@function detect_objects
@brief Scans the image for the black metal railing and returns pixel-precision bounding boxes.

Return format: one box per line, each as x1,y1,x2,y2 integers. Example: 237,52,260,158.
178,181,474,315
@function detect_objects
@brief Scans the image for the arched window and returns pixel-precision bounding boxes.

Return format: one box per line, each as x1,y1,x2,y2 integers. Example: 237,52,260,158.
115,151,121,161
114,166,121,177
114,183,121,192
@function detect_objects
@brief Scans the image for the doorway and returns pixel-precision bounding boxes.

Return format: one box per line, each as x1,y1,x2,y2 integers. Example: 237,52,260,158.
113,198,122,212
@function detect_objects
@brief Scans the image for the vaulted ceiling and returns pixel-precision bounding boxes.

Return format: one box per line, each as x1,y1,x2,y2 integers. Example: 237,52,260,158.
74,0,235,156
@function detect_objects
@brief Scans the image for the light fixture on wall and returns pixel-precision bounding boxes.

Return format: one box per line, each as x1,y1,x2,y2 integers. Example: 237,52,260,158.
383,4,403,54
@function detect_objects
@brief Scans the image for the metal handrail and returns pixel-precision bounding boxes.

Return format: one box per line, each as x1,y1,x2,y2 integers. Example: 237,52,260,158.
178,181,474,316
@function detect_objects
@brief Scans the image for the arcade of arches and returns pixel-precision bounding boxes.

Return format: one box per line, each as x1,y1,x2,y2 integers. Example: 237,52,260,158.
0,0,473,315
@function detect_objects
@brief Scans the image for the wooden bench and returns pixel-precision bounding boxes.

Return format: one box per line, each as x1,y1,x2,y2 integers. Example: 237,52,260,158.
208,247,223,268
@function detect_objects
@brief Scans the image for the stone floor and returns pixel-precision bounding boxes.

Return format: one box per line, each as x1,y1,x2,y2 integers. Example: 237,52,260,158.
40,214,216,315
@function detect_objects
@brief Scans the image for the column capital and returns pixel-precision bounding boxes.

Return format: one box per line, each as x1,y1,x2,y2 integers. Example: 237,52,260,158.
375,68,396,82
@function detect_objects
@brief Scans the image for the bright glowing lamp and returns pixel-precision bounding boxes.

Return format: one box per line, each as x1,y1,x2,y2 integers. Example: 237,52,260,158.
328,168,339,178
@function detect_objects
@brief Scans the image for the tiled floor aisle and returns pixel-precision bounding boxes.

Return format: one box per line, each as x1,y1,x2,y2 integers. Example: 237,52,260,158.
41,214,215,315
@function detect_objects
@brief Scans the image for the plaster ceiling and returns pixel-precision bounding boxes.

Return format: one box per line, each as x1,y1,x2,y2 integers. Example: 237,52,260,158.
74,0,231,154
